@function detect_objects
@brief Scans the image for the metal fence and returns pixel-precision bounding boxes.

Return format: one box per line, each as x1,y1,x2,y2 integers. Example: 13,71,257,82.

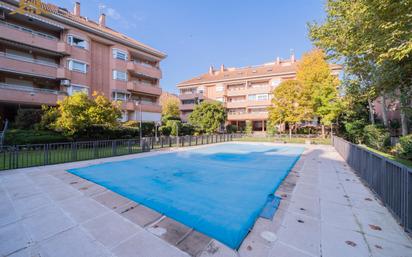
0,134,242,171
332,136,412,233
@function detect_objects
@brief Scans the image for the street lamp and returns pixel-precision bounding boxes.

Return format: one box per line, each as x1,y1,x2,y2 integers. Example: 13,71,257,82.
135,100,142,142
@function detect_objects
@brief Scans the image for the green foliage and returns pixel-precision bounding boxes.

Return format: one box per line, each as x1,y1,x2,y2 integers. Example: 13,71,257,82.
78,125,139,140
159,125,172,136
344,120,367,144
181,123,195,136
46,92,121,137
14,109,42,129
269,80,311,130
363,125,390,151
39,105,60,130
122,121,155,137
188,101,226,134
266,122,278,136
226,124,238,134
161,97,180,117
166,120,182,136
394,135,412,161
5,129,68,145
245,121,253,135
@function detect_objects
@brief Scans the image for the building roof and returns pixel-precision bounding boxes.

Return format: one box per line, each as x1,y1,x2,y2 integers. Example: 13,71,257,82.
177,60,341,87
1,0,166,59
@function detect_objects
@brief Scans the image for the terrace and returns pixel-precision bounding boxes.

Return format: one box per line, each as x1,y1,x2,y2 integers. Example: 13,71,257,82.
0,139,411,257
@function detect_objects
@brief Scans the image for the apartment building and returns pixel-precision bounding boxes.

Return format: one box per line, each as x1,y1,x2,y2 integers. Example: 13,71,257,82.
177,54,341,131
0,0,166,122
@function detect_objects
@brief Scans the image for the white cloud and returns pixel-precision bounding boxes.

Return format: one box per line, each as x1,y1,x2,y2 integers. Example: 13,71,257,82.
106,7,121,20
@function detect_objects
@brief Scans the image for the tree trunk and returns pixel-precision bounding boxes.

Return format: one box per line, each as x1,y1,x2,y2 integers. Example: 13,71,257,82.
289,127,292,139
321,124,325,139
400,108,408,136
367,98,375,125
381,94,388,127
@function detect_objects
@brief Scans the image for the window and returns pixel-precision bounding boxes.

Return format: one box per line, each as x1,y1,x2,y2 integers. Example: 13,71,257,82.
216,97,224,102
112,91,129,101
67,35,88,49
248,94,269,101
68,59,87,73
113,70,128,81
113,49,128,61
68,84,89,96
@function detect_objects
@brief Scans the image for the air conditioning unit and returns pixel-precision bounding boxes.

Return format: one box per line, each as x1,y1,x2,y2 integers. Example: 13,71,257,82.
60,79,71,87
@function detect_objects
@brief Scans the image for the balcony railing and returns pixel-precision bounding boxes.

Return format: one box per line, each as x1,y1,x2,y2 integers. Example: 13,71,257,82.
0,82,66,95
0,51,59,68
0,20,58,41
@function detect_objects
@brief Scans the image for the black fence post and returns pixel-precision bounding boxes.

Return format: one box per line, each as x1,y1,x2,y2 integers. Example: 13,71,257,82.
44,144,49,166
112,140,117,156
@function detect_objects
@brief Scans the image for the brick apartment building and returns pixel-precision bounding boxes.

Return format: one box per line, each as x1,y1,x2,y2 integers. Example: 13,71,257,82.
0,0,166,123
177,54,341,131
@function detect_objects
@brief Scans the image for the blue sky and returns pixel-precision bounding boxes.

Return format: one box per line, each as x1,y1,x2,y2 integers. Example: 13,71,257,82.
52,0,327,93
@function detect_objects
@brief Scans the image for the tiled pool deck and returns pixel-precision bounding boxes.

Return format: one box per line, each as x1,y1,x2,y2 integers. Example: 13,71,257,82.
0,143,411,257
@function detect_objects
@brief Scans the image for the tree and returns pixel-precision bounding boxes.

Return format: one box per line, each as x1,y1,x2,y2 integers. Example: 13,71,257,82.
49,92,121,137
269,80,310,138
296,49,341,137
161,95,180,118
188,101,226,134
309,0,412,135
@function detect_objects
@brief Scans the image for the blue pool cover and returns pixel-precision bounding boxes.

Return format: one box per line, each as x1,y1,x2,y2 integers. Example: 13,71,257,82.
68,143,304,249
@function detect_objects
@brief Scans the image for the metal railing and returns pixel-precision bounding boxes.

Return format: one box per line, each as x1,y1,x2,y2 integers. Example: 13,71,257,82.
332,136,412,233
0,20,58,41
0,134,242,171
0,83,66,96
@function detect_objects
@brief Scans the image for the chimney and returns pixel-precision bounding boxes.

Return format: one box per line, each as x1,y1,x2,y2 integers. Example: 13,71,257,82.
73,2,80,17
209,65,214,75
220,64,225,72
99,13,106,27
276,57,281,65
290,49,296,63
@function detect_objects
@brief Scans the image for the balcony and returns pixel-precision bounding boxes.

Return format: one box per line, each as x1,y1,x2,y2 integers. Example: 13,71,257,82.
247,99,272,107
0,52,62,79
180,103,195,111
179,93,204,101
0,83,67,105
247,86,273,94
0,21,67,54
227,112,269,121
127,61,162,79
122,101,162,113
226,101,247,109
127,81,162,96
226,88,247,97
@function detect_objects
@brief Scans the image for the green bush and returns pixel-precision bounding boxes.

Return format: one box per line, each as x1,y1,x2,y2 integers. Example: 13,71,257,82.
166,120,182,136
4,129,68,145
159,126,172,136
14,109,42,129
226,124,237,133
122,121,155,137
181,123,195,136
363,124,390,151
245,120,253,135
344,120,366,143
394,135,412,161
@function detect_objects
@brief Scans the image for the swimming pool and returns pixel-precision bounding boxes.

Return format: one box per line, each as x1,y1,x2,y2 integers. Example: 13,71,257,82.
68,143,304,249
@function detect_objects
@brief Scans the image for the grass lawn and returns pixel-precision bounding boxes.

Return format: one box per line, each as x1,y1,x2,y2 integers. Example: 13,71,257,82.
360,145,412,169
235,136,332,145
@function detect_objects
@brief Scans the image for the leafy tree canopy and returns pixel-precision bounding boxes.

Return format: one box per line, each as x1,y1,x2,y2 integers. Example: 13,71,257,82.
188,101,226,134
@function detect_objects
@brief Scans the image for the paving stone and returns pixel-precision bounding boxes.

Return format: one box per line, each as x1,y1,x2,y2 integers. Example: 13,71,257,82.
276,211,321,256
77,182,107,197
43,184,82,202
320,200,360,231
117,202,162,227
268,241,313,257
82,211,137,249
177,230,212,257
38,227,112,257
151,217,192,245
288,195,320,219
0,197,20,227
0,222,31,256
92,190,131,210
365,234,412,257
13,193,52,217
22,205,75,242
238,229,271,257
198,240,237,257
321,224,370,257
6,184,42,201
112,232,189,257
57,196,110,223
